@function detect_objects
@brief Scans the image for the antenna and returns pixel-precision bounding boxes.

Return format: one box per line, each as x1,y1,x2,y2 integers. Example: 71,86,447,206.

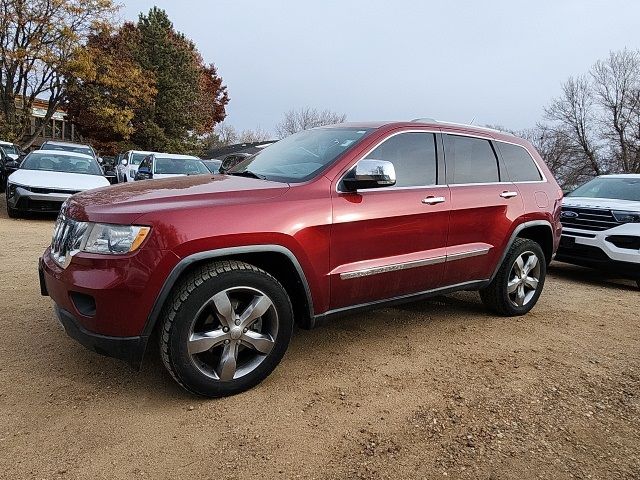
469,116,476,125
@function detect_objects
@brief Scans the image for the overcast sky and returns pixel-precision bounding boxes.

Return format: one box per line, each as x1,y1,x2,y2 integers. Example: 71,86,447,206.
122,0,639,135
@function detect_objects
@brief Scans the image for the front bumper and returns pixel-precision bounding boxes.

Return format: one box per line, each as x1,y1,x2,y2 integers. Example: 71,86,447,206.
54,305,146,369
8,186,71,213
556,231,640,279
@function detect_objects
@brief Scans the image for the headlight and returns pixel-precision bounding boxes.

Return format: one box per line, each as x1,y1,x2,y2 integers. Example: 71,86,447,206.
612,210,640,223
7,183,17,198
83,224,151,254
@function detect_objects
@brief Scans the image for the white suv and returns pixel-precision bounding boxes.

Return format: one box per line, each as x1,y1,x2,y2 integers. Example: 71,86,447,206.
557,174,640,287
116,150,157,183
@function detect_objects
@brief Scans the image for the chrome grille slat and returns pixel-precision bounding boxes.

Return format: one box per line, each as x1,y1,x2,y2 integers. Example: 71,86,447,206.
50,213,87,268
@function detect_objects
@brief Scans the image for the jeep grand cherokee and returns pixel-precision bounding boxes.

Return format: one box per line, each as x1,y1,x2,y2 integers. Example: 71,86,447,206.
39,120,563,397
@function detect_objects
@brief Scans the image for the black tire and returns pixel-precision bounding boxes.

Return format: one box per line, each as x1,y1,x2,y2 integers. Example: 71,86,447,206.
159,259,294,397
6,195,18,218
636,279,640,290
0,174,5,193
480,238,546,316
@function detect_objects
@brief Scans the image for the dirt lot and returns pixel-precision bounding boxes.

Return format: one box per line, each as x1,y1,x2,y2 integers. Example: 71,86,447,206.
0,198,638,480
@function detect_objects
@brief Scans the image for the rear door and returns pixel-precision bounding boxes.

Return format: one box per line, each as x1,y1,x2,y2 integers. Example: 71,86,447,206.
442,133,524,285
330,130,451,310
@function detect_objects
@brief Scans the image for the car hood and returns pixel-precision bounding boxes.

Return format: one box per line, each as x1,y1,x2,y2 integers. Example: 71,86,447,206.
8,169,110,191
563,196,640,212
66,174,290,223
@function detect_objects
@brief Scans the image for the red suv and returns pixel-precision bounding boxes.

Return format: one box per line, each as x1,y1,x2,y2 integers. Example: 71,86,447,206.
39,120,563,397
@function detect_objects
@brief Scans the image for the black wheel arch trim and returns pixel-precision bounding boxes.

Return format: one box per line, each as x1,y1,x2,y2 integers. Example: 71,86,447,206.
141,244,315,340
488,219,554,283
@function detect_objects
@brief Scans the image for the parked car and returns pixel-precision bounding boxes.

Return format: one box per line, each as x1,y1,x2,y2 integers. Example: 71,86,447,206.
0,140,23,160
202,159,222,174
556,174,640,287
117,150,158,182
6,150,110,217
134,153,209,180
39,120,562,397
40,140,97,159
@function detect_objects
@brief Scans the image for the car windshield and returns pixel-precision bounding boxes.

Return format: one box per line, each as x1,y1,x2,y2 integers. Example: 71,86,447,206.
130,152,149,165
154,158,209,175
227,127,372,183
568,177,640,202
203,159,222,173
44,144,94,157
21,152,102,175
0,144,17,155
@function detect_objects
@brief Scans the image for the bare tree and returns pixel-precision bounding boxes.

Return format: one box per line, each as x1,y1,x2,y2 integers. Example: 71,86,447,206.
275,107,346,138
545,75,603,176
590,49,640,173
0,0,116,147
203,122,272,151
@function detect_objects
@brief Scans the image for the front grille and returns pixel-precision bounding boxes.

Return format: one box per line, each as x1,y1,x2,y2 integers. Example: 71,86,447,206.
50,215,89,268
24,186,81,195
561,206,623,231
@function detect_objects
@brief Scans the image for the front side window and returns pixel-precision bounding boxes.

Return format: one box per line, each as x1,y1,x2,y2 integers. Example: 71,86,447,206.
445,135,499,184
497,142,542,182
228,128,372,183
364,132,437,187
0,144,17,156
21,152,102,175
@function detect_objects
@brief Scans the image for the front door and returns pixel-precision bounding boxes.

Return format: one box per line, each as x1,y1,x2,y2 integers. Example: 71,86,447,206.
330,131,451,310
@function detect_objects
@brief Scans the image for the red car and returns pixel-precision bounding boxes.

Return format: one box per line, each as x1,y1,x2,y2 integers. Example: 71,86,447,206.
39,120,563,397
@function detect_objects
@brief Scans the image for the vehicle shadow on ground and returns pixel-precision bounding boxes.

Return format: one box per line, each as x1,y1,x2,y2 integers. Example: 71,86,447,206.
54,291,489,400
549,261,638,292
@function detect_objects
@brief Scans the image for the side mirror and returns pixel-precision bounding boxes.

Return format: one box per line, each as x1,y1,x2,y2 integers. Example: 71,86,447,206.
120,158,128,166
97,157,103,164
342,159,396,191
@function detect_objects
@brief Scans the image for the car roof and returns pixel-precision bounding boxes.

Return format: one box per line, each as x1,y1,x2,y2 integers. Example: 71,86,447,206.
33,149,95,160
127,150,157,155
42,141,93,148
599,174,640,179
0,140,14,146
322,120,518,140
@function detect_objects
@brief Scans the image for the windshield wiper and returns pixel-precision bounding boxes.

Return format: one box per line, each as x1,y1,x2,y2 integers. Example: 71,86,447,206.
226,170,267,180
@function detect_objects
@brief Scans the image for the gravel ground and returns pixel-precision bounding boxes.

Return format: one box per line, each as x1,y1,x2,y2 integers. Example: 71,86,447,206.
0,196,638,480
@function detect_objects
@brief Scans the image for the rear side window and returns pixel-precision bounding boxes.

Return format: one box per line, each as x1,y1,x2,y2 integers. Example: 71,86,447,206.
497,142,542,182
365,132,437,187
445,135,499,184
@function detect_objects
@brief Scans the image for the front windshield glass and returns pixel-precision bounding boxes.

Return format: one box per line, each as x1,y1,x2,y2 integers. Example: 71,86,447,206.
21,152,102,175
154,158,209,175
44,144,94,157
228,127,372,183
568,177,640,202
0,144,17,155
130,152,149,165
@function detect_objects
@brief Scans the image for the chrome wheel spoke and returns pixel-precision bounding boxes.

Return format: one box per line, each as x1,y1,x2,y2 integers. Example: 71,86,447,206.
241,330,275,354
524,276,539,290
516,284,526,306
217,341,239,381
239,294,273,328
211,291,234,326
514,256,525,277
188,329,228,354
523,255,538,276
507,277,520,294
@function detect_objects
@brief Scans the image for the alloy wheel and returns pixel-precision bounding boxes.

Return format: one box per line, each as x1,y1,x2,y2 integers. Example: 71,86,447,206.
507,251,541,307
187,286,278,381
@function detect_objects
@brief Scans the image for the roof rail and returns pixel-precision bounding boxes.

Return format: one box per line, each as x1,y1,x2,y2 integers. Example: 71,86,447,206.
410,118,513,135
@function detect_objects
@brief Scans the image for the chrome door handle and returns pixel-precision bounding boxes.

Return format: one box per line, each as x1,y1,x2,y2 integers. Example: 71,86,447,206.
422,196,446,205
500,191,518,199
